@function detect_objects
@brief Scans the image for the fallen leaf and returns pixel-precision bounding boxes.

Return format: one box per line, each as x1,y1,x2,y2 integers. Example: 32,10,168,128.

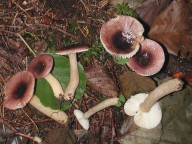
119,117,162,144
119,125,162,144
149,0,192,58
43,127,77,144
85,59,118,98
135,0,172,26
119,70,156,99
160,86,192,144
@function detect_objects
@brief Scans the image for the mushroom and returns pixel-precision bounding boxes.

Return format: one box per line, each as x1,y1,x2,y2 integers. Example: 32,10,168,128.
74,97,119,130
55,45,89,100
124,78,184,129
3,70,68,124
3,70,35,110
29,95,68,124
28,53,64,98
127,38,165,76
100,15,144,58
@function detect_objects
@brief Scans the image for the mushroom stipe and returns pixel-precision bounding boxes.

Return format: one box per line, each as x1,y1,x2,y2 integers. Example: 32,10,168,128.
124,78,184,129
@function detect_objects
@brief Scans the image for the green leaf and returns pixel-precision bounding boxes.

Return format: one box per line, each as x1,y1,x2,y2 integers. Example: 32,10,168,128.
114,57,128,65
115,3,138,18
35,53,87,110
119,94,126,103
115,101,122,107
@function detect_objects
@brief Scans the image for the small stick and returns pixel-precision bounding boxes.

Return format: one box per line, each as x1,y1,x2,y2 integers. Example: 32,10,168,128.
21,109,39,132
0,117,42,143
33,23,80,41
17,33,36,57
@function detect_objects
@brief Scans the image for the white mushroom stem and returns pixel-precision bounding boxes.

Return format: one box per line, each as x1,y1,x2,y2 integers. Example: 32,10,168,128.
140,78,183,112
44,74,64,99
74,97,119,130
29,95,68,124
64,53,79,100
84,97,119,119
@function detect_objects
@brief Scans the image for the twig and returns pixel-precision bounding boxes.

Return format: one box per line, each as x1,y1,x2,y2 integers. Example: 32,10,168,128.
17,33,36,57
33,23,80,42
21,109,39,132
0,117,42,143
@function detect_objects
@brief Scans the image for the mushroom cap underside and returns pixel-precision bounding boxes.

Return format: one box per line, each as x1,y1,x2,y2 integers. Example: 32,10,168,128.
74,109,89,130
124,93,162,129
100,15,144,58
3,70,35,110
127,38,165,76
134,104,162,129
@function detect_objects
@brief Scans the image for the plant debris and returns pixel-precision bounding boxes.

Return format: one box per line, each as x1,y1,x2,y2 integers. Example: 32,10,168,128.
0,0,192,144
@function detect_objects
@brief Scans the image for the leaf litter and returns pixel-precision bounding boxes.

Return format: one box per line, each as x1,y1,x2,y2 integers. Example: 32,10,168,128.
0,0,192,143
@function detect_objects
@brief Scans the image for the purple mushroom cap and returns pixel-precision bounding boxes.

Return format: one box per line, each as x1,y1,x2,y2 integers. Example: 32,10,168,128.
3,70,35,110
28,54,53,78
127,39,165,76
100,15,144,58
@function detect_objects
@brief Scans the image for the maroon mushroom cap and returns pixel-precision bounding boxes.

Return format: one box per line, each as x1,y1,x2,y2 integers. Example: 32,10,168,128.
56,45,89,55
3,70,35,110
28,54,53,78
127,39,165,76
100,15,144,58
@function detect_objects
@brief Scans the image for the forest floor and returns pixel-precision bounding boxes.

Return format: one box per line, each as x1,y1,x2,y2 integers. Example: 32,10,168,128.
0,0,192,144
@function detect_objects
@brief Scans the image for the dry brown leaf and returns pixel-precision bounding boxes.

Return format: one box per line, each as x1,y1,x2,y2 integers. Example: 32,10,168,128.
135,0,172,26
119,70,156,99
149,0,192,58
85,59,118,98
43,127,77,144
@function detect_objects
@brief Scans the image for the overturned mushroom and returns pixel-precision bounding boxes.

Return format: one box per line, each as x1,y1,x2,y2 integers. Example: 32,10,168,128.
100,15,144,58
28,53,64,98
127,38,165,76
124,78,183,129
74,97,119,130
56,45,89,101
3,70,35,110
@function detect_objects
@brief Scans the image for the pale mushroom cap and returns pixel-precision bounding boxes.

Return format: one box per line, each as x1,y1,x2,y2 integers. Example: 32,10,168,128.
134,102,162,129
127,38,165,76
74,109,89,130
124,93,148,116
56,45,89,55
124,93,162,129
100,15,144,58
3,71,35,110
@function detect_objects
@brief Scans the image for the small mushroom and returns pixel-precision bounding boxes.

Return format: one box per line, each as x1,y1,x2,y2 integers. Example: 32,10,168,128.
100,15,144,58
124,78,184,129
3,70,35,110
28,53,64,98
74,97,119,130
127,38,165,76
56,45,89,100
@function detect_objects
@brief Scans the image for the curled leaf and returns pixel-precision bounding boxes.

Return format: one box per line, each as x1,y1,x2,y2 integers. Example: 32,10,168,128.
119,70,156,99
85,59,118,98
149,0,192,58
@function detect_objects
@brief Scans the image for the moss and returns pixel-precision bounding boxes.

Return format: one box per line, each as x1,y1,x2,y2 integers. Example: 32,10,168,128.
115,3,138,18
